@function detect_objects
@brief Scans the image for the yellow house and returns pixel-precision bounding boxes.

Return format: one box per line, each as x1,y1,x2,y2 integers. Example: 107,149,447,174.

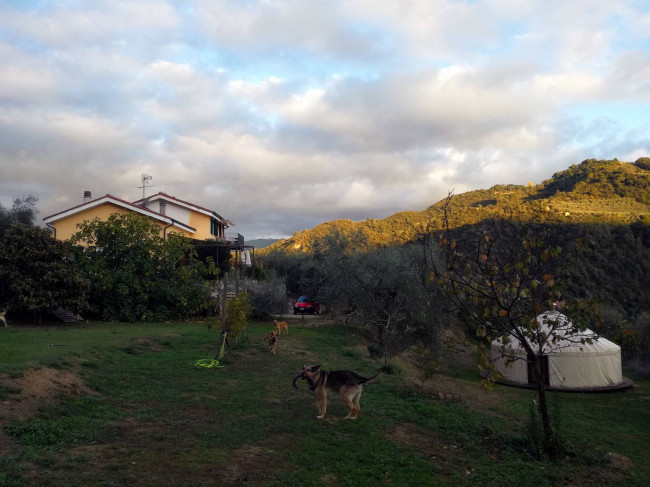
43,191,233,242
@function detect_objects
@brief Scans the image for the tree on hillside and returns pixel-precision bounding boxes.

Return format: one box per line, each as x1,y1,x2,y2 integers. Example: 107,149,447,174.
259,249,317,297
0,195,38,238
72,213,216,321
314,230,443,363
424,195,602,460
248,271,288,319
0,224,89,321
634,157,650,171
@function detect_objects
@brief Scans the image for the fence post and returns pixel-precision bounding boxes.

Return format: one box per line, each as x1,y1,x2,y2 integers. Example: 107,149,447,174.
221,272,228,330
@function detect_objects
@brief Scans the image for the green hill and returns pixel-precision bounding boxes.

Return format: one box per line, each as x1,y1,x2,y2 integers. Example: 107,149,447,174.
262,158,650,254
260,158,650,319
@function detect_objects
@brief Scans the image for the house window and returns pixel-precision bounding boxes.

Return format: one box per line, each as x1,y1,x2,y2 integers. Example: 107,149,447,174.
211,220,220,237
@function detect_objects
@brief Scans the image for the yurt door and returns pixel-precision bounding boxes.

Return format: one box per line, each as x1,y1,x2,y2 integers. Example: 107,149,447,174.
527,354,550,386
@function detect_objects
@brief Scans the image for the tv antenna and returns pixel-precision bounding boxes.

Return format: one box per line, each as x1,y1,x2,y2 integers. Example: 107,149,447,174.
138,173,154,200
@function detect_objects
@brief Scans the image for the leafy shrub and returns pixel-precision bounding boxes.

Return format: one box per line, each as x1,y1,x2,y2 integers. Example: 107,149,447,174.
0,224,90,318
225,293,253,343
411,344,441,388
367,343,383,358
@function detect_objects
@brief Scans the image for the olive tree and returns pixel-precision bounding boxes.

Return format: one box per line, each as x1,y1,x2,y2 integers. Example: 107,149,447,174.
315,230,443,364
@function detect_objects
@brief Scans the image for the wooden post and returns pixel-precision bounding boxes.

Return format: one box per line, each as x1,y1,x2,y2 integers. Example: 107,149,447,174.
221,272,228,330
235,267,240,294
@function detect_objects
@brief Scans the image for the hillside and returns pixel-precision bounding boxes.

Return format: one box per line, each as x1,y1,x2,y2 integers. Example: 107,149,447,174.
262,158,650,254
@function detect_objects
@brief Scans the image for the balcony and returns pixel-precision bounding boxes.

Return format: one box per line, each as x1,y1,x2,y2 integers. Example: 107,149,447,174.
224,232,245,247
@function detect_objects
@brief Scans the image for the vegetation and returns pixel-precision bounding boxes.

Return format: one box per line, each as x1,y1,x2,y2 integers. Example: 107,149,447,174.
0,319,648,486
72,213,217,322
538,158,650,203
224,292,253,343
262,159,650,256
248,273,288,319
0,225,89,320
316,231,445,363
0,195,38,239
261,158,650,323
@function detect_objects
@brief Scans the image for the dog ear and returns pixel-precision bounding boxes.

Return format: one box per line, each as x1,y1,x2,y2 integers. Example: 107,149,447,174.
311,365,321,372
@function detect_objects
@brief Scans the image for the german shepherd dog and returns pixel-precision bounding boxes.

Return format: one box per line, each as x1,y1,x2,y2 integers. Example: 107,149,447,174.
293,364,383,420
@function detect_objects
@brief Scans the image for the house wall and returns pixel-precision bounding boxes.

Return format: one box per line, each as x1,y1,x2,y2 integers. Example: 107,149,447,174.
51,203,193,242
145,197,220,240
51,203,131,241
162,202,191,225
189,211,216,240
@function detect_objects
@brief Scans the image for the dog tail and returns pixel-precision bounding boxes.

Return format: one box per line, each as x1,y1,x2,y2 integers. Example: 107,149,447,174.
361,367,385,385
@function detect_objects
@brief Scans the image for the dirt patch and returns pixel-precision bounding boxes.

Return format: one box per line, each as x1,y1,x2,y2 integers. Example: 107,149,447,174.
0,367,96,455
0,367,96,421
388,423,449,454
122,336,169,354
387,423,473,478
391,333,511,415
217,443,294,485
52,429,296,486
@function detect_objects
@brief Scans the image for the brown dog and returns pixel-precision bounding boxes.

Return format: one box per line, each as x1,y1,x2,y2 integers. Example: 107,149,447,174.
0,308,7,328
293,364,383,420
264,330,278,354
274,320,288,335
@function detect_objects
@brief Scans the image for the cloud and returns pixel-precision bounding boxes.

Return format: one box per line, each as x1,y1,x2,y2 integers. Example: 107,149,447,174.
0,0,648,238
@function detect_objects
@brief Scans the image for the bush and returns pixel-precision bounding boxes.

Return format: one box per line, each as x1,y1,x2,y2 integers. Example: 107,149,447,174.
225,293,253,343
367,343,383,358
0,224,89,319
411,344,441,388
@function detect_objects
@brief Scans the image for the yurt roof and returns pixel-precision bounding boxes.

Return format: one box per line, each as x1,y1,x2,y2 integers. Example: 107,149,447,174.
493,310,620,357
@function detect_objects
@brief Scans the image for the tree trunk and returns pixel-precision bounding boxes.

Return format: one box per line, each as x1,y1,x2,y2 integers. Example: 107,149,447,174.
383,316,391,366
534,357,557,460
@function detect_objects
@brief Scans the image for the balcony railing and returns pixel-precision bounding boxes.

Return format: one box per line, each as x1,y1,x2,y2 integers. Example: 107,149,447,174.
224,232,245,247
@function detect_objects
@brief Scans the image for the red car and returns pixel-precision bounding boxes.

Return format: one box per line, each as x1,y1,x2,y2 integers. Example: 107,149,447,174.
294,296,320,315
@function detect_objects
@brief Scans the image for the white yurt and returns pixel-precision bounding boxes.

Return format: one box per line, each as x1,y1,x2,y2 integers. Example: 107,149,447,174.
491,310,625,390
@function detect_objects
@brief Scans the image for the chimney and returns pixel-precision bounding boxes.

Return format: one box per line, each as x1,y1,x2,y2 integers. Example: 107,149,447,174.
83,190,92,203
159,200,166,215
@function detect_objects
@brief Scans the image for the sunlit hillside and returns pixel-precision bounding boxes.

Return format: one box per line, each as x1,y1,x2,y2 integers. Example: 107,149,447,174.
261,158,650,254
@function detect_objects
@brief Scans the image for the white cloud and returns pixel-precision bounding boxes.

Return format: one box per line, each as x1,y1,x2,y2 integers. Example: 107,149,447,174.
0,0,648,238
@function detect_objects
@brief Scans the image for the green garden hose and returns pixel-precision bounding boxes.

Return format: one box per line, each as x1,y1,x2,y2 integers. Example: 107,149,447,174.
194,358,224,369
194,331,229,369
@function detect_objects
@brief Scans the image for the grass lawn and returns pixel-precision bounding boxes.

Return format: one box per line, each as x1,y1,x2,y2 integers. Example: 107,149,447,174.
1,317,648,486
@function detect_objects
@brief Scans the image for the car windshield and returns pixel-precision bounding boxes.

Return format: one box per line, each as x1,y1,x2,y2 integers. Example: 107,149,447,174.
297,296,311,302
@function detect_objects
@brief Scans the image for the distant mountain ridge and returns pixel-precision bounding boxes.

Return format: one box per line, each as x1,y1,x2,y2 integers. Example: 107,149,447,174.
262,158,650,254
246,238,281,249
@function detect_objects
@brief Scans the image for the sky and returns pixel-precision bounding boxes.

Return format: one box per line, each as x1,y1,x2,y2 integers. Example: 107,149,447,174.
1,0,649,240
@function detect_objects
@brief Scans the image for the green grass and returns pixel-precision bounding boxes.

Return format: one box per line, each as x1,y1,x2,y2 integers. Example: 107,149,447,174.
1,318,648,486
